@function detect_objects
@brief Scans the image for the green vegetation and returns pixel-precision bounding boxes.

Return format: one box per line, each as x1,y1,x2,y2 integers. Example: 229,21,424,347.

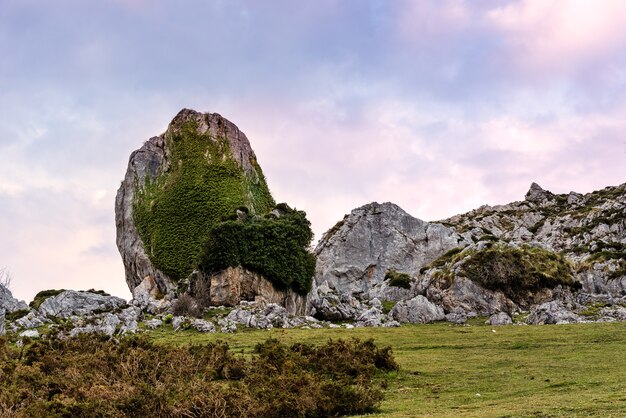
461,245,581,305
29,289,66,310
147,322,626,417
201,205,316,294
133,120,275,282
5,309,29,321
384,270,412,289
381,300,397,314
0,335,396,417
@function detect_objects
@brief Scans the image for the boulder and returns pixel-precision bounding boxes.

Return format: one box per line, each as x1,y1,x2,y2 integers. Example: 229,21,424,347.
190,319,216,333
0,283,28,313
144,318,163,330
486,312,513,326
391,295,445,323
527,301,581,325
38,290,126,319
19,329,39,339
70,313,120,338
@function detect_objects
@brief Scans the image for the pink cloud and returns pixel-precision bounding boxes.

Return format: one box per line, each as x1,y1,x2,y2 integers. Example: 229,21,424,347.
487,1,626,74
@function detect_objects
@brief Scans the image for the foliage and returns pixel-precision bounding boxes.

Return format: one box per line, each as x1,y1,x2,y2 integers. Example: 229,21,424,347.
133,120,275,282
29,289,66,310
148,321,626,417
201,205,316,295
384,270,412,289
461,245,581,305
381,300,396,315
5,309,29,321
0,335,396,417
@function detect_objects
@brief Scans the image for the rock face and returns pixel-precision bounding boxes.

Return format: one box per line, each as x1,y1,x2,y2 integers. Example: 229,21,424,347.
0,283,28,313
313,182,626,324
208,267,306,315
116,109,274,291
310,202,464,319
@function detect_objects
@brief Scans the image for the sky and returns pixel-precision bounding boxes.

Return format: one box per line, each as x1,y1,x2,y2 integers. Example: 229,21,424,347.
1,0,625,302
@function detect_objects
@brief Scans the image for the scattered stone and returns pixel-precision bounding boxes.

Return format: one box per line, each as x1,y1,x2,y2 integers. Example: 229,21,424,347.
15,311,49,329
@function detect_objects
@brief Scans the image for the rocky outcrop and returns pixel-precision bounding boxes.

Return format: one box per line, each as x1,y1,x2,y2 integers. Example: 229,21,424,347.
312,181,626,324
116,109,274,291
0,283,28,313
207,267,306,315
310,202,464,319
38,290,126,319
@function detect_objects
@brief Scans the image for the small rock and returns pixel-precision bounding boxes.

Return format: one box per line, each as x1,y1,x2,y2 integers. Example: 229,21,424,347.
486,312,513,326
19,329,39,339
190,319,216,333
144,318,163,330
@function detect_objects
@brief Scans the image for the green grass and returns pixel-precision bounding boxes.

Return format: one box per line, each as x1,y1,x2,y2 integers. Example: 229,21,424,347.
150,322,626,417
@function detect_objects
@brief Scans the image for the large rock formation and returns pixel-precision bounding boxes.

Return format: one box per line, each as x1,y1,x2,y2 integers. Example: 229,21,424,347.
116,109,312,315
116,109,274,291
312,182,626,324
309,202,465,319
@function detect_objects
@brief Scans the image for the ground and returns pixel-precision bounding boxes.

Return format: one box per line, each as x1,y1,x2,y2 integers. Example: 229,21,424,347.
150,321,626,417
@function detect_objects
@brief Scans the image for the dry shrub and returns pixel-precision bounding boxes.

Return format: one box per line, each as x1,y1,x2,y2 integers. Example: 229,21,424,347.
0,335,397,417
172,293,203,318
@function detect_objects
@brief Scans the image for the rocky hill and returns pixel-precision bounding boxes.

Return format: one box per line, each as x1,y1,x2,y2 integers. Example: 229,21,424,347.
310,182,626,325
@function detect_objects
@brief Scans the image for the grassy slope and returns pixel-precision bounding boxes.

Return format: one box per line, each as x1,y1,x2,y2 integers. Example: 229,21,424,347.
150,322,626,417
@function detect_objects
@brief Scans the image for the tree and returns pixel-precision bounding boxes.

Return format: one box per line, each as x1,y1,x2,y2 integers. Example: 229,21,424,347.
0,267,12,290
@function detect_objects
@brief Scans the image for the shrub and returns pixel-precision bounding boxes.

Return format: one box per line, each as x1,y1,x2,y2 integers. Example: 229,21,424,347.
461,245,581,305
0,335,397,417
172,293,203,318
384,270,412,289
201,205,316,295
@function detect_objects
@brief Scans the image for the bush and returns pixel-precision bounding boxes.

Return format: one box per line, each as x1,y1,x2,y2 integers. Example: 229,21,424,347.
461,245,581,305
201,205,316,295
0,335,397,417
172,293,203,318
384,270,412,289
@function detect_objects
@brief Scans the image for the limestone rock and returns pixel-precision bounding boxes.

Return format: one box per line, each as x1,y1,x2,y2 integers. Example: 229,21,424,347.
390,295,445,323
312,202,465,319
527,301,581,325
19,329,39,339
15,311,49,329
208,266,306,315
525,182,553,203
486,312,513,326
190,319,216,333
131,276,173,314
70,313,120,337
38,290,126,319
0,283,28,313
144,318,163,330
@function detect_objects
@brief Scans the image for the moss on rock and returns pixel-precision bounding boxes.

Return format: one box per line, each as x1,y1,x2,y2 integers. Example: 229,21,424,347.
133,120,275,282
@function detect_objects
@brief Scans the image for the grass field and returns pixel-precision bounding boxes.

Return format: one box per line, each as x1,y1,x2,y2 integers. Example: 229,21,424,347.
150,321,626,417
